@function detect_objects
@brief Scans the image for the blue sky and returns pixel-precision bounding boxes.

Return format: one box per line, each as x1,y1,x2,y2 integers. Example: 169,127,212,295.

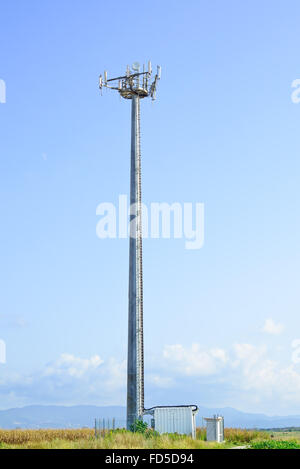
1,0,300,416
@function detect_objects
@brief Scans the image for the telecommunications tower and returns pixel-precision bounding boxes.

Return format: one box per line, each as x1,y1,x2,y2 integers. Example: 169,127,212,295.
99,62,161,429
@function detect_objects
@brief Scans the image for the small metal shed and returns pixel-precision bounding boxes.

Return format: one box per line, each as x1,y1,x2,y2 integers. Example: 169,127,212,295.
144,405,198,439
204,416,224,442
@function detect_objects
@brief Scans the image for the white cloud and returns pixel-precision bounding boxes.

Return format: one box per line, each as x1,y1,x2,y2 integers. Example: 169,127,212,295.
147,375,174,388
104,358,127,392
2,339,300,414
0,354,126,408
227,343,300,408
43,354,104,378
263,318,284,335
232,343,267,369
158,342,300,410
232,343,277,391
163,343,228,376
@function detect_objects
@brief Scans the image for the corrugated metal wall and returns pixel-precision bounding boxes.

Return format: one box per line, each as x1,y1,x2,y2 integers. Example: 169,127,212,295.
153,407,195,437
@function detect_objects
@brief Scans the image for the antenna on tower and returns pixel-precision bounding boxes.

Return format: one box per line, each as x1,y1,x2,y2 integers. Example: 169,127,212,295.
99,61,161,101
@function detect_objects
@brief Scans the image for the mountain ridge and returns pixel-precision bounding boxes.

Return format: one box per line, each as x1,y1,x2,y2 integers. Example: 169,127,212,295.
1,405,300,429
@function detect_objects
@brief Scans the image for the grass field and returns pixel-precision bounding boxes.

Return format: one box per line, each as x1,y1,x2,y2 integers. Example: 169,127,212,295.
267,430,300,440
0,428,276,449
251,440,300,449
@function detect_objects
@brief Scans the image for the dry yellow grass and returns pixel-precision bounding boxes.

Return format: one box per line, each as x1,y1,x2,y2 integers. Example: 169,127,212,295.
0,427,271,449
196,427,270,443
0,428,94,445
0,429,224,449
224,428,270,443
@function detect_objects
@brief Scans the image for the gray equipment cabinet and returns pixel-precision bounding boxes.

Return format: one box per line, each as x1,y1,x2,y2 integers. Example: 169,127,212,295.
204,416,224,443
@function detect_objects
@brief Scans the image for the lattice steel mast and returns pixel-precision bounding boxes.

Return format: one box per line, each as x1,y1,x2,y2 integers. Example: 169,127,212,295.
99,62,161,429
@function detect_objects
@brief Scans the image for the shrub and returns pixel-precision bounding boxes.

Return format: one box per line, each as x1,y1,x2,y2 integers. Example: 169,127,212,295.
130,419,148,434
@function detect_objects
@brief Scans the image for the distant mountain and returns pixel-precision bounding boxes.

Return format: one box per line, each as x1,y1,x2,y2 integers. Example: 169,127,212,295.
196,406,300,430
0,405,126,429
1,405,300,429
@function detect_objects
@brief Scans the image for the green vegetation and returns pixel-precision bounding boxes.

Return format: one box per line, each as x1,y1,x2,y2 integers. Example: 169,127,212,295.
251,440,300,449
130,419,149,434
130,419,160,438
